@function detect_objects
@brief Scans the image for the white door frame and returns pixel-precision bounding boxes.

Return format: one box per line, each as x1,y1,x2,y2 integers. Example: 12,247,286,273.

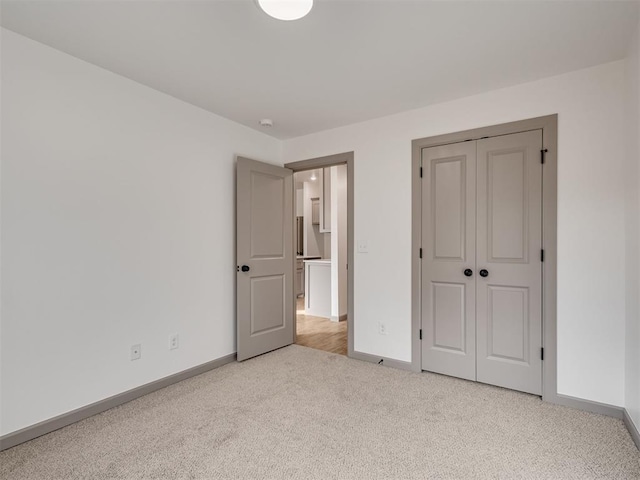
285,152,355,357
412,115,564,406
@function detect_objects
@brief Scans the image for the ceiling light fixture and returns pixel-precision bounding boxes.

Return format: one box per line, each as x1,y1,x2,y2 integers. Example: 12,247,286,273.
257,0,313,21
259,118,273,127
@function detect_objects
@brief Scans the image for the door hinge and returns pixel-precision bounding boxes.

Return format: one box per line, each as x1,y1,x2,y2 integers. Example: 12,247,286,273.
540,249,545,262
541,148,548,164
420,167,423,178
541,347,544,361
419,248,423,259
419,329,423,340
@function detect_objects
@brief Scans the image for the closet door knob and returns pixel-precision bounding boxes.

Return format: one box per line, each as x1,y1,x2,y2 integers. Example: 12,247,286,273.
479,269,489,278
463,269,473,277
241,265,250,272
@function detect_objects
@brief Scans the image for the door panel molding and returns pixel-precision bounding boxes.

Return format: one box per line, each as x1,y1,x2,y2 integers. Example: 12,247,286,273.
431,156,467,261
431,282,467,353
250,170,287,259
486,285,529,364
412,115,559,404
250,274,286,336
486,147,529,263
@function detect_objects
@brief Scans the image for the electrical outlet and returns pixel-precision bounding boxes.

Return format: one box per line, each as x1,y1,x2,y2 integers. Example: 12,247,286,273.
378,322,388,335
169,334,179,350
358,240,369,253
131,344,142,361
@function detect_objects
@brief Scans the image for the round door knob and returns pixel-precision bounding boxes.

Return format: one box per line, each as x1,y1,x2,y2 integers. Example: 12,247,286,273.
479,269,489,277
241,265,250,272
463,269,473,277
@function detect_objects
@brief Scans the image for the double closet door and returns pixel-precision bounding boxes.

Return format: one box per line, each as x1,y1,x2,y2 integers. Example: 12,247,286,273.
421,130,543,395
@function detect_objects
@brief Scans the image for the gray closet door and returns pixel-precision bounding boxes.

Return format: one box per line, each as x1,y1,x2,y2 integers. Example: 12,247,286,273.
476,130,543,395
420,130,543,395
421,142,477,381
236,157,294,362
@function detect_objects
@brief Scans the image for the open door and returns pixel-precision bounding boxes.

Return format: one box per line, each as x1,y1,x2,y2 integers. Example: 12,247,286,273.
237,157,294,361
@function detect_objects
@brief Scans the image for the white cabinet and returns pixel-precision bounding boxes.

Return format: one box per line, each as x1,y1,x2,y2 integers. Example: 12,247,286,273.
296,256,320,297
296,258,304,296
304,259,331,318
319,167,331,232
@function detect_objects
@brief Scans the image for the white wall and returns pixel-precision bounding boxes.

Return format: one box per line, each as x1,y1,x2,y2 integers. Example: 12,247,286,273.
323,228,331,259
284,61,627,406
321,168,332,259
625,15,640,431
0,30,282,435
330,165,347,320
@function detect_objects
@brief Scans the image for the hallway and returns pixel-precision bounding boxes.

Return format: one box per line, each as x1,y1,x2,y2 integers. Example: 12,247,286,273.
295,297,347,356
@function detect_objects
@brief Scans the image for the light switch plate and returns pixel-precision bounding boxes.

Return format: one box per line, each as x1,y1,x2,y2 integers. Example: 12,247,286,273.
358,241,369,253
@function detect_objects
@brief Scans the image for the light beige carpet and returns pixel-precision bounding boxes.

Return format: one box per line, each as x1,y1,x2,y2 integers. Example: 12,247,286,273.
1,345,639,479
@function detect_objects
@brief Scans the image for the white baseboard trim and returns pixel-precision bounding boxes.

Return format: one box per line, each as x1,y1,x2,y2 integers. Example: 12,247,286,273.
623,409,640,451
350,350,414,371
546,393,624,419
0,352,237,452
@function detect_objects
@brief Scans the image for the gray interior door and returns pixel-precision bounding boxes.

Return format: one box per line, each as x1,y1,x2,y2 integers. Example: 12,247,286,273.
476,130,543,395
237,157,294,362
420,130,543,395
421,142,477,381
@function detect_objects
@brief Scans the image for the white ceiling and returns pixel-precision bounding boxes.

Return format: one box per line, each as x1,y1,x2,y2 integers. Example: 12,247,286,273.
2,0,638,139
294,169,321,184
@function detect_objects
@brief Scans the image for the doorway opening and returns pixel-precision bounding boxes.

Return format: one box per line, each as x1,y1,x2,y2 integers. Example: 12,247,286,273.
293,167,347,354
285,153,354,357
